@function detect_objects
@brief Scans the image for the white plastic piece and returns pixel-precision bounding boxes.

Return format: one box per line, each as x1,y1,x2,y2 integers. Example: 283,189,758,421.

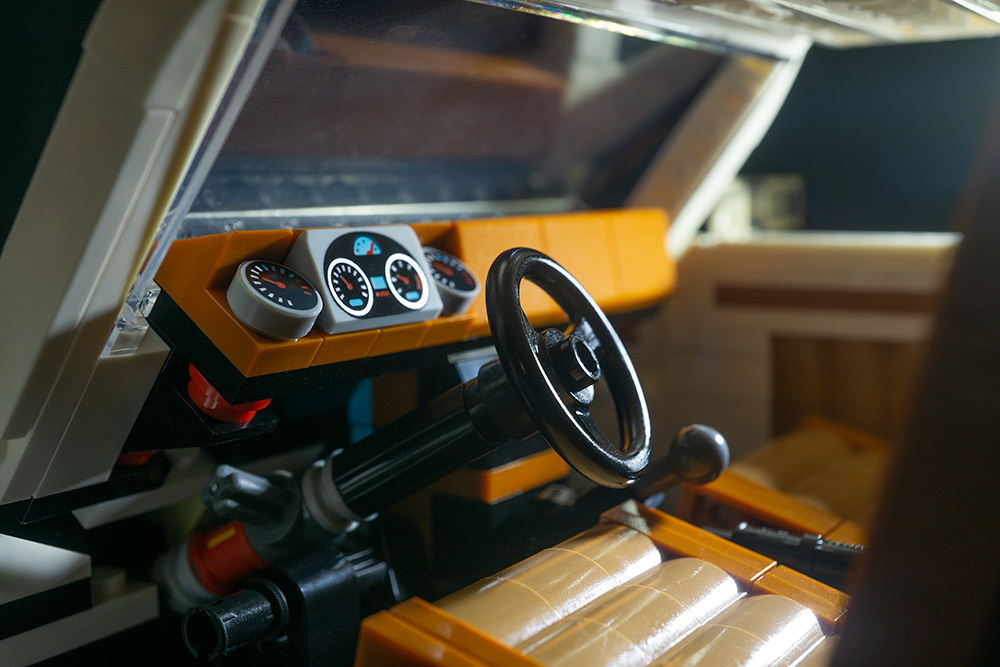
423,247,481,315
301,460,362,535
707,178,754,242
504,0,814,60
0,581,158,667
72,448,215,529
32,329,169,499
950,0,1000,23
627,46,809,260
563,27,625,108
0,0,268,503
285,225,443,334
0,535,91,606
226,260,323,340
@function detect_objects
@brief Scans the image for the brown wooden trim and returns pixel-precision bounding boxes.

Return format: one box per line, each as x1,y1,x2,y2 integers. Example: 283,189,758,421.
716,285,941,314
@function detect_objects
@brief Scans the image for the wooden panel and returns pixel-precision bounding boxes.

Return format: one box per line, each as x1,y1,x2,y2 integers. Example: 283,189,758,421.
717,286,941,314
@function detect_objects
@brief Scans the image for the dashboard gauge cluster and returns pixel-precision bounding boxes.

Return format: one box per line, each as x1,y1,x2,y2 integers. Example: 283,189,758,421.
283,225,444,334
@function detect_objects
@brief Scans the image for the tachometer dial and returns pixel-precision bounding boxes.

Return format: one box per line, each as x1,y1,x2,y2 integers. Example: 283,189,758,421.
386,253,429,310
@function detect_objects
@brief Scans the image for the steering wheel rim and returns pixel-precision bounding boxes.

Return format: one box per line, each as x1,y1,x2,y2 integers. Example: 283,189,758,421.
486,248,650,488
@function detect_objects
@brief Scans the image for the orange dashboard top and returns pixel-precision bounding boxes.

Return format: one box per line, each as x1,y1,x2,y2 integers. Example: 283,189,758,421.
154,209,674,378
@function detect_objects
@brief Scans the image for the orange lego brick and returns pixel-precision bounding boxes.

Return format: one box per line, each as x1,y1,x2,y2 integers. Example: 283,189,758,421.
412,222,457,249
450,216,553,337
355,611,490,667
601,503,776,588
393,599,543,667
678,417,885,548
684,471,844,536
610,209,674,311
539,214,620,306
798,414,893,453
431,448,570,503
156,233,231,297
825,520,867,546
211,229,298,289
203,289,322,377
369,320,433,356
752,566,850,631
472,448,569,503
421,313,475,349
313,328,380,366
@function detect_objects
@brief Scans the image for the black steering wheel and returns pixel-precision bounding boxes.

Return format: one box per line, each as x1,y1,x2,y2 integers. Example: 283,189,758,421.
486,248,650,488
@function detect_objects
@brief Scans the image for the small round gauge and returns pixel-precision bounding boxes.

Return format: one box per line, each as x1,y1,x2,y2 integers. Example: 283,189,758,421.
227,260,322,339
385,252,430,310
423,247,480,314
353,235,381,256
327,258,374,317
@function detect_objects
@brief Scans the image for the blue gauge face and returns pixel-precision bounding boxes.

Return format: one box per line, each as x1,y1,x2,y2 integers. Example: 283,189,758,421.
353,236,381,256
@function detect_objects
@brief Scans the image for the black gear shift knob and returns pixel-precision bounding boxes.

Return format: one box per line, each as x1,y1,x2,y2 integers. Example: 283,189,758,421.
635,424,729,498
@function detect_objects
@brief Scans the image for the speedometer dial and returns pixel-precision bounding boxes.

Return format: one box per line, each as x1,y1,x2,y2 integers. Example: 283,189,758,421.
327,258,373,317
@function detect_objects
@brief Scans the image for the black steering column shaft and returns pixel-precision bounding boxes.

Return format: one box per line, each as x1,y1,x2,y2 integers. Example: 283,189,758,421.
301,248,723,533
